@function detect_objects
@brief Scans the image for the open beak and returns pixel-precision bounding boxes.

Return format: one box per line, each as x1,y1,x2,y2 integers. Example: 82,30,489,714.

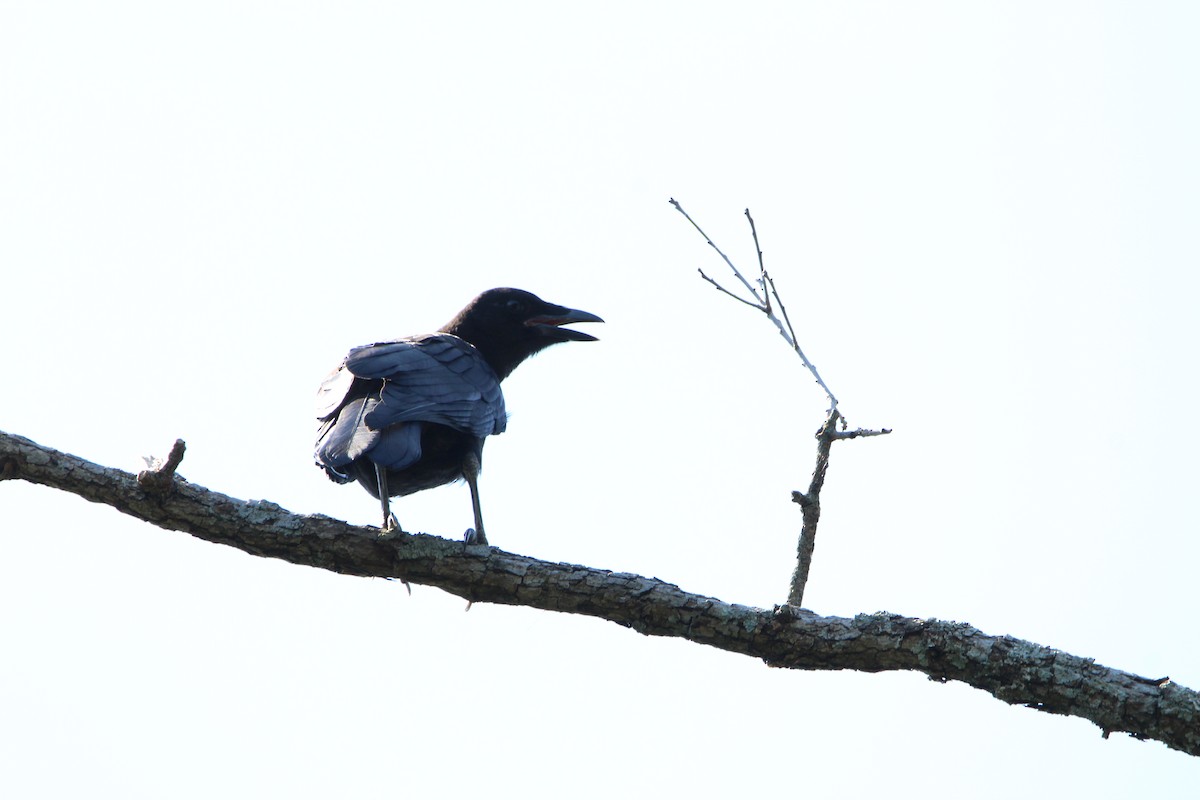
526,305,604,342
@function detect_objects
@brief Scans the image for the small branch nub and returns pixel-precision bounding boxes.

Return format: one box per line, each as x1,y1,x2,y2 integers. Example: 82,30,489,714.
137,439,187,495
791,491,815,509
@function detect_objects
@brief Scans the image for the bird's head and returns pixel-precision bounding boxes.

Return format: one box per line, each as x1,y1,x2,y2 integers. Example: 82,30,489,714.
444,288,603,380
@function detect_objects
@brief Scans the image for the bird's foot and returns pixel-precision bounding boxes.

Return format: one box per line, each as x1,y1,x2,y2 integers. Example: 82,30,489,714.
381,512,403,533
464,528,489,546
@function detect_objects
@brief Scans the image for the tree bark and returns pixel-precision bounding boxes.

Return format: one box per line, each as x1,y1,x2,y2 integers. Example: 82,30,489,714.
2,428,1196,757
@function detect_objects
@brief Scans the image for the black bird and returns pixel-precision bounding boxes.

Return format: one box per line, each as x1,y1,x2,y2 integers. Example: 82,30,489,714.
315,288,602,544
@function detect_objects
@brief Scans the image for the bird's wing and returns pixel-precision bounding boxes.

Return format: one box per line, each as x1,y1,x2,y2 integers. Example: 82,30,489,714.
316,392,426,476
344,334,507,438
315,396,381,477
316,364,357,420
314,334,506,477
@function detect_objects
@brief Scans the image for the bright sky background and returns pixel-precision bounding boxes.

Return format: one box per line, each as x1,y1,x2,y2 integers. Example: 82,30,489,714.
2,2,1199,797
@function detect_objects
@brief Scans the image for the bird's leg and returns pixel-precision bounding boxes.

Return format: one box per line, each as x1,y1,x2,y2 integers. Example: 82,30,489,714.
462,450,488,545
375,463,400,531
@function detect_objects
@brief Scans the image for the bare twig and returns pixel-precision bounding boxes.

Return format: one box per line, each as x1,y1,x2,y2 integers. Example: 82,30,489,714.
670,198,766,305
745,208,769,311
671,199,893,608
670,198,839,412
697,268,764,311
832,426,893,440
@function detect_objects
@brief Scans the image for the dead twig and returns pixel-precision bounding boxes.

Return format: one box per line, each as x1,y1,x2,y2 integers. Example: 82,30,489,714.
788,408,838,606
670,199,891,606
670,198,838,412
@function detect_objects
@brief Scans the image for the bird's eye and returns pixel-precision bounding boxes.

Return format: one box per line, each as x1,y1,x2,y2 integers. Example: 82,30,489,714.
506,299,523,312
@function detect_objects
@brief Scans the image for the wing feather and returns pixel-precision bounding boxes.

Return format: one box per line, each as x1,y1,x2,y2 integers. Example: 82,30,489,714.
314,333,506,475
346,334,506,438
315,397,380,479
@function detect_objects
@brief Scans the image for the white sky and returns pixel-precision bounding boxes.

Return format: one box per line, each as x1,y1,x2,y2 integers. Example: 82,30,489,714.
3,2,1199,797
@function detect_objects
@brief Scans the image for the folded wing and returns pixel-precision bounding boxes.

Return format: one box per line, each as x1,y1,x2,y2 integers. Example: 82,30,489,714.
315,334,506,480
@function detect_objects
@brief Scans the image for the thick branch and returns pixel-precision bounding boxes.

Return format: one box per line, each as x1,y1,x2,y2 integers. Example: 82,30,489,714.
2,428,1196,757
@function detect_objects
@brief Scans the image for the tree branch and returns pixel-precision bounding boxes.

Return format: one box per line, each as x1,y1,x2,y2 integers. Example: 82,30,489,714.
788,409,839,606
2,428,1196,757
788,411,896,606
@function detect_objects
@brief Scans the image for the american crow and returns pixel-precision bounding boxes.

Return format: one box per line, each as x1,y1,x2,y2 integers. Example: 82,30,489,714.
315,288,602,544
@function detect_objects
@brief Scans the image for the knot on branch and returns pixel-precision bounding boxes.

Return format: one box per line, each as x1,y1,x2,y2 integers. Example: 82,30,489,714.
792,490,816,509
772,603,816,621
136,439,187,496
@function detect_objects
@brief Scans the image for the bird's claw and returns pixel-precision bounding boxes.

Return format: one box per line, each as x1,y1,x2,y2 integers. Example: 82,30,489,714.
464,528,488,546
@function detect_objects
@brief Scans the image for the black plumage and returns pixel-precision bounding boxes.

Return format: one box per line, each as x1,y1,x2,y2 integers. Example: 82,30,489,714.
315,288,602,544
